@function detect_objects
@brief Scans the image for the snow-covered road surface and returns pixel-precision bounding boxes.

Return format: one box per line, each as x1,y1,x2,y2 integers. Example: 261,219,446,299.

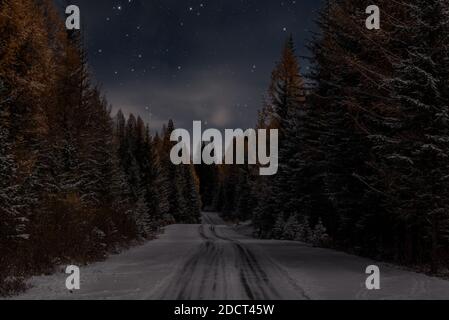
150,216,309,300
10,212,449,300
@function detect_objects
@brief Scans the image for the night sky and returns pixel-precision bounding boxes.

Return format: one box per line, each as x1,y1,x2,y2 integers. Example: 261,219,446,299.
55,0,323,131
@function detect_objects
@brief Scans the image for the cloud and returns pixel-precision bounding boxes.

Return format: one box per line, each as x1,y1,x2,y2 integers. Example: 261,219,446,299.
105,65,262,131
63,0,322,132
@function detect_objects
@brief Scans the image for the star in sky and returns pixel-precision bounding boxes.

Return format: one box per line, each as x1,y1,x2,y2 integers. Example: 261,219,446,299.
58,0,321,129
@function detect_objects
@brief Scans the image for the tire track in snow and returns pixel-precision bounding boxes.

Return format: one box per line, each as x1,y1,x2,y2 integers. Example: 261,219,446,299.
150,212,310,300
155,225,224,299
208,219,310,300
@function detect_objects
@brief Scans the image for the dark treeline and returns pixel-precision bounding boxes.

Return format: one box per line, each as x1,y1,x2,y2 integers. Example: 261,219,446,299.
214,0,449,273
0,0,200,295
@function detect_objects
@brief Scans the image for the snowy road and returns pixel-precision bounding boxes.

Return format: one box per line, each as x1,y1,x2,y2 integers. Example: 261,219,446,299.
150,213,309,300
11,212,449,300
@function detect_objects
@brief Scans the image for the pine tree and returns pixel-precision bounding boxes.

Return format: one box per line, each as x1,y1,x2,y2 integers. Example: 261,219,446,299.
181,164,202,223
371,0,449,269
221,165,239,220
152,134,172,224
296,216,311,242
272,215,285,239
134,190,152,238
235,166,254,221
0,86,23,279
308,0,389,251
268,36,306,136
253,36,306,236
140,124,170,227
0,0,179,292
212,171,225,212
283,215,301,241
194,142,219,210
158,120,191,223
310,219,328,247
122,114,142,197
252,176,277,238
308,0,449,268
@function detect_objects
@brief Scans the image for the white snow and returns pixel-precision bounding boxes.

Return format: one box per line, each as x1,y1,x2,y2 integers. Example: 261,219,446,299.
7,213,449,300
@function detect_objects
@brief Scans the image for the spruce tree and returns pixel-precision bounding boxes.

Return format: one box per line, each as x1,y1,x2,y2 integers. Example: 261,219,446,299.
372,0,449,269
159,120,190,223
181,164,202,223
0,86,22,277
253,36,306,236
194,142,219,210
308,0,387,251
309,0,449,268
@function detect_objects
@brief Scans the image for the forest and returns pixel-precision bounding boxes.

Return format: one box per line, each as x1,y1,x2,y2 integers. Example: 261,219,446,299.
211,0,449,276
1,0,449,297
0,0,201,295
